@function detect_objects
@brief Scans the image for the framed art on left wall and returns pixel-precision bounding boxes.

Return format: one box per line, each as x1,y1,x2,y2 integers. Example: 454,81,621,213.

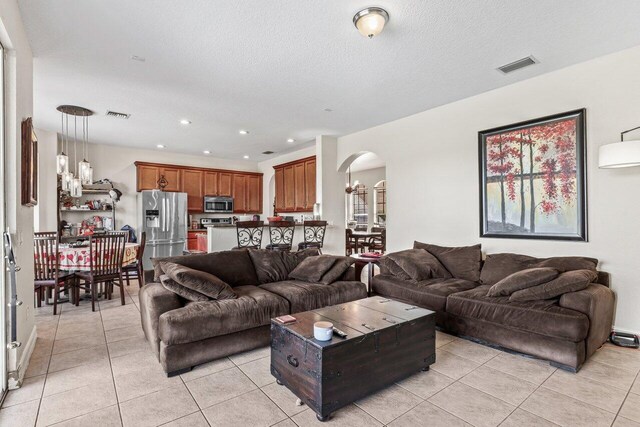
478,109,587,241
21,117,38,206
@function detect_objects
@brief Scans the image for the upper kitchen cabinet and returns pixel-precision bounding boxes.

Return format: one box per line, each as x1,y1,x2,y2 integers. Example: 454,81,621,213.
135,162,263,213
182,169,204,212
273,155,316,212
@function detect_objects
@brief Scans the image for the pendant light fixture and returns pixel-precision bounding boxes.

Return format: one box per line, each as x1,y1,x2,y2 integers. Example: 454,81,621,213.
599,125,640,168
56,113,69,175
353,7,389,39
56,105,93,197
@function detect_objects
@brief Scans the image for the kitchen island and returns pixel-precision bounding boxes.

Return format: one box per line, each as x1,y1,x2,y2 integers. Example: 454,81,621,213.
205,223,327,252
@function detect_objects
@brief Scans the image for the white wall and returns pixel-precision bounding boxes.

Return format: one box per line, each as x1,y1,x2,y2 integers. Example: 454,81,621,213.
336,45,640,334
0,0,35,384
37,142,259,232
257,145,316,217
349,167,386,228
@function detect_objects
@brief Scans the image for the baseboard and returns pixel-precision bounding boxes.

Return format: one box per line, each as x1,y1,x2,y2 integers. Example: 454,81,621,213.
8,325,37,390
613,326,640,336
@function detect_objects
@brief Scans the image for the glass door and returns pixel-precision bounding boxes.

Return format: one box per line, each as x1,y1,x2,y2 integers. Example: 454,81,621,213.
0,40,7,397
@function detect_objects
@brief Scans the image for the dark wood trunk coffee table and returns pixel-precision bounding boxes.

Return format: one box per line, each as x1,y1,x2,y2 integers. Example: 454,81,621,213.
270,296,436,422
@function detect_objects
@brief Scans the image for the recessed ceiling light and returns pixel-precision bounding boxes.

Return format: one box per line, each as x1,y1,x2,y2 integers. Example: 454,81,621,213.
203,150,211,154
287,138,295,143
131,55,146,62
239,130,249,135
180,119,191,125
157,144,165,149
243,155,250,159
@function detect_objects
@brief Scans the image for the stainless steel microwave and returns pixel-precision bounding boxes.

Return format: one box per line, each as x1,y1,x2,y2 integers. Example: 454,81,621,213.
204,196,234,213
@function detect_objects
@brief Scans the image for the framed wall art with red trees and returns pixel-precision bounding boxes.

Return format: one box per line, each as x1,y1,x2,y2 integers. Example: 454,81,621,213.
478,109,587,241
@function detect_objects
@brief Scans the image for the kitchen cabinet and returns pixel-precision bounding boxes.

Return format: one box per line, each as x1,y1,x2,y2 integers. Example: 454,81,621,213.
247,175,262,213
134,162,263,214
159,167,181,192
304,158,316,210
187,231,207,252
204,171,219,196
275,167,285,211
273,155,316,212
136,165,159,191
218,173,232,196
182,169,203,212
232,174,247,213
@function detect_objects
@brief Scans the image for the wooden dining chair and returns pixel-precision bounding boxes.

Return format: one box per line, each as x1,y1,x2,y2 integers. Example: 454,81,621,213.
123,231,146,287
365,228,386,253
35,231,58,238
233,221,264,249
298,221,327,253
345,228,358,256
33,234,74,315
266,220,295,251
75,232,127,311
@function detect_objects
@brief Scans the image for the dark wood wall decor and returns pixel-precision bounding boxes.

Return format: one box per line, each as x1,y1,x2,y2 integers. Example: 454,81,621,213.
21,117,38,206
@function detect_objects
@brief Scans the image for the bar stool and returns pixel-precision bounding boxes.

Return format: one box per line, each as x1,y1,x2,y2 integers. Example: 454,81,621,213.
266,220,295,251
297,220,327,253
234,221,264,249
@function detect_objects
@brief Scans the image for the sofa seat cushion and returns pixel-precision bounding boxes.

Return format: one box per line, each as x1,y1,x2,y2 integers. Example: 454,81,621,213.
447,285,589,342
158,285,288,345
371,274,478,312
259,280,366,313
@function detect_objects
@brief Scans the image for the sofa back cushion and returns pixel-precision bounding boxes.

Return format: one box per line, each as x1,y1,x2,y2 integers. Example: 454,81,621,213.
378,257,412,281
288,255,354,285
385,249,452,281
509,269,598,302
480,253,598,286
163,262,237,300
486,267,559,297
413,242,482,282
248,248,319,284
152,249,259,287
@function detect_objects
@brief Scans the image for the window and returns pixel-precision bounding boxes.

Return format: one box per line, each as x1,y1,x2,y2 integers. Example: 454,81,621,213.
374,180,386,225
350,184,368,226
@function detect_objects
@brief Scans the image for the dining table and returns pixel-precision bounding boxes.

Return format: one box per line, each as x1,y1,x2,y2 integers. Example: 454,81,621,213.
349,231,382,253
58,242,139,271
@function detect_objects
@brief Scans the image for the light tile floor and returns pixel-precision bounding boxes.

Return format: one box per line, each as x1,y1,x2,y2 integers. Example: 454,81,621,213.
2,281,639,427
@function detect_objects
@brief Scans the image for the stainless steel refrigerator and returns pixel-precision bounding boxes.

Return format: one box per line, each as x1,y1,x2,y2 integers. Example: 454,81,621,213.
138,190,187,270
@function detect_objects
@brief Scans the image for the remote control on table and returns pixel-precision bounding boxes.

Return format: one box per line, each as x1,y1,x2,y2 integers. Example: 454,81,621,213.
333,327,347,338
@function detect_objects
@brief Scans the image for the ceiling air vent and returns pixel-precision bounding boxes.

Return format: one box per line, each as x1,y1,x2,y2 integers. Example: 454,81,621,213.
106,110,131,119
262,150,275,155
497,56,537,74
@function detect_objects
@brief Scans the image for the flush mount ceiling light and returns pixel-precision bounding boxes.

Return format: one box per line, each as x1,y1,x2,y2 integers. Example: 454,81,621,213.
157,144,165,149
239,130,249,135
287,138,295,143
243,155,250,159
203,150,211,154
353,7,389,39
180,119,191,125
599,126,640,168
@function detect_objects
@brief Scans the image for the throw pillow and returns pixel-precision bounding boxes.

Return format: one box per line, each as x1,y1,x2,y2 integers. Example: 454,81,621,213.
317,257,355,285
288,255,338,283
163,262,237,300
414,242,482,282
480,253,598,286
378,256,413,281
486,267,560,297
160,275,209,302
386,249,452,281
248,248,319,284
509,269,598,302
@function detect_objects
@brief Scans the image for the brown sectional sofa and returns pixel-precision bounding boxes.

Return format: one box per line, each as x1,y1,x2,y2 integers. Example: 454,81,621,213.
139,249,367,375
371,244,615,371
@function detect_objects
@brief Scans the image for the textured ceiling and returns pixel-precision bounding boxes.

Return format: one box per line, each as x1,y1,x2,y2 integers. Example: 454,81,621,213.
18,0,640,160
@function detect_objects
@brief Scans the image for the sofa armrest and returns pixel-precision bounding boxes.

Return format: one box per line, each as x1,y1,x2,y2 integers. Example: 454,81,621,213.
559,284,614,358
139,282,183,357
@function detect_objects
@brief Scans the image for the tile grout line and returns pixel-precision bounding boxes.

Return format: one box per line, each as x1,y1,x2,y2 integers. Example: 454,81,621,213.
32,302,62,427
177,365,211,426
609,370,640,427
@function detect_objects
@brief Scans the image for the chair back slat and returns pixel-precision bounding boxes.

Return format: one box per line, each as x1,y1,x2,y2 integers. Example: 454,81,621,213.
269,221,295,246
34,235,59,281
236,221,264,248
303,220,327,245
89,232,127,277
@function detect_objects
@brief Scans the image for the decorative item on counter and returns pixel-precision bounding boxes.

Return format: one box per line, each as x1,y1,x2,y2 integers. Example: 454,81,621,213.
313,203,321,220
